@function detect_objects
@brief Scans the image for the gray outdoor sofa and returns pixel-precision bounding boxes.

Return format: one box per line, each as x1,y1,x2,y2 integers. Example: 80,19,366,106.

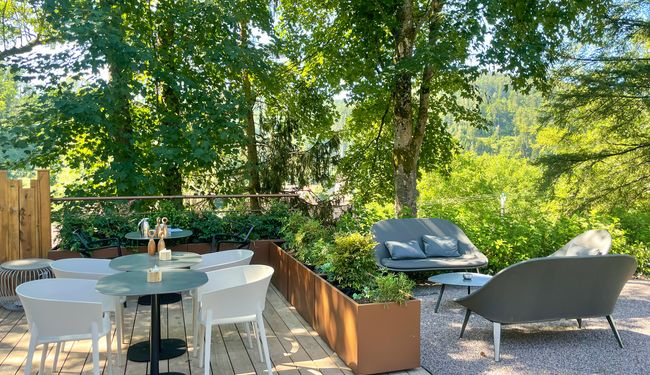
372,218,488,271
455,254,637,361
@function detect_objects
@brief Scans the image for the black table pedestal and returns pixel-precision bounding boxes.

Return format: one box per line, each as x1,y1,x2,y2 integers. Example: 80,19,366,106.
127,338,187,362
137,293,182,306
128,294,189,375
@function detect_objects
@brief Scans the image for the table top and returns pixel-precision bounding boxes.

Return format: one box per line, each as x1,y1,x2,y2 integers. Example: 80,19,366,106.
124,229,193,241
109,252,202,271
96,269,208,296
1,258,53,271
428,272,492,287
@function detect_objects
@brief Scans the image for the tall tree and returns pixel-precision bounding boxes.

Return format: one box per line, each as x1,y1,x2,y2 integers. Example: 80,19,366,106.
539,0,650,212
279,0,609,216
3,0,245,196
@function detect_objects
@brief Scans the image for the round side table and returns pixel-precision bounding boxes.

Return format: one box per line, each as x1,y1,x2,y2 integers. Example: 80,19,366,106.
0,258,54,311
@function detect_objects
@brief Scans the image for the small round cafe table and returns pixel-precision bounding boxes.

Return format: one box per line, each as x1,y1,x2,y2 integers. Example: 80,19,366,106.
428,272,492,313
110,252,202,306
108,252,202,363
97,269,208,375
109,251,202,272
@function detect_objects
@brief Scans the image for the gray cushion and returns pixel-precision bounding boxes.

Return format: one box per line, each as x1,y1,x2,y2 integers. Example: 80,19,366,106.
422,235,460,257
385,240,426,260
380,252,488,270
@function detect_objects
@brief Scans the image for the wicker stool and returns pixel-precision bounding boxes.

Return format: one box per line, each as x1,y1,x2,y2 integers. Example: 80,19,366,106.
0,258,54,311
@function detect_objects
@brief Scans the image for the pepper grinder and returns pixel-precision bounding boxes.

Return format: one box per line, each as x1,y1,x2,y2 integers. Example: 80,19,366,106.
154,217,162,237
161,217,169,238
147,229,156,256
157,232,166,252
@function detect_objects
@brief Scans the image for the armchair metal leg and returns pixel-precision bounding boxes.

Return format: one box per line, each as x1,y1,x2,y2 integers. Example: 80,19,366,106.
606,315,624,348
493,322,501,361
577,318,582,328
460,309,471,338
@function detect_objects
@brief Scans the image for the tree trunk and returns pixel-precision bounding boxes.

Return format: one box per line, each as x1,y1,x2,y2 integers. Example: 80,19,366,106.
392,0,417,217
391,1,441,217
240,21,262,211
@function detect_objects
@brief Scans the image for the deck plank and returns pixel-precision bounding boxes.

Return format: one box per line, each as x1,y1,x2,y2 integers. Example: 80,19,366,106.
265,288,346,375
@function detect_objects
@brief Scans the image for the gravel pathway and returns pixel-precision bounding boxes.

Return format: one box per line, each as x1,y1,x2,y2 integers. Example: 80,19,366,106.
415,279,650,374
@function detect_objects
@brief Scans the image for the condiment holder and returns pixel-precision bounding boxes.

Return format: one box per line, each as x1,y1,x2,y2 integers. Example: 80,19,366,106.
147,229,156,256
147,266,162,282
159,248,172,261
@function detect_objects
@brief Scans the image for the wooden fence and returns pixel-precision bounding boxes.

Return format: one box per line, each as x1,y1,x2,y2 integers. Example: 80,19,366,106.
0,170,51,262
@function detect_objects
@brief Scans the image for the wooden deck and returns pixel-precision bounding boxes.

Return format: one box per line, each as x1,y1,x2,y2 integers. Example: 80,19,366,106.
0,286,429,375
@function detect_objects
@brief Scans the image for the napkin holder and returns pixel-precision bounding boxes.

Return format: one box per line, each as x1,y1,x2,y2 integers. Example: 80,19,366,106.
159,248,172,261
147,267,162,283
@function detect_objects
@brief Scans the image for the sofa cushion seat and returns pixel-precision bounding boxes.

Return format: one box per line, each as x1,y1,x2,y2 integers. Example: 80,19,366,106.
380,252,488,270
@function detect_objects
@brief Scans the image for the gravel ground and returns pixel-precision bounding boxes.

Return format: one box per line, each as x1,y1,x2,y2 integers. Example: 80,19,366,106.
415,279,650,375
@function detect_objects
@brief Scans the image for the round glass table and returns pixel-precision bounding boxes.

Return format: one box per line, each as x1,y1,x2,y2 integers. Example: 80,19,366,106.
428,272,492,313
97,269,208,375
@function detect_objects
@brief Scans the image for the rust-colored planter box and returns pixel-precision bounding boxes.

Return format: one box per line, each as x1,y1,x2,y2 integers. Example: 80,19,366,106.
313,275,420,374
249,241,270,265
170,242,212,254
258,242,420,374
268,242,289,297
47,250,83,260
286,253,316,327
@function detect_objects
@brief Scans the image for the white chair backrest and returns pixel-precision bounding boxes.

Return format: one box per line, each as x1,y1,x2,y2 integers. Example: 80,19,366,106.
17,279,105,338
51,258,116,280
200,265,274,321
190,249,254,273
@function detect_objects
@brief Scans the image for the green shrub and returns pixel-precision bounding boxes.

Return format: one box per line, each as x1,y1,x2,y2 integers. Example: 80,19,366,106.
328,232,378,291
280,211,333,266
367,272,416,305
53,203,133,251
54,201,291,250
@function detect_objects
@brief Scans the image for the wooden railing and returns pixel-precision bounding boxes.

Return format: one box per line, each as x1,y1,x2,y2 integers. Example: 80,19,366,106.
0,168,344,262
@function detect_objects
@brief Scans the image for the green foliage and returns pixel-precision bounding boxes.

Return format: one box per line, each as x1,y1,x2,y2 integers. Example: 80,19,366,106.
419,151,650,275
278,0,610,213
537,1,650,212
328,233,378,291
367,272,416,305
280,211,333,267
335,202,394,234
53,201,293,251
54,203,134,251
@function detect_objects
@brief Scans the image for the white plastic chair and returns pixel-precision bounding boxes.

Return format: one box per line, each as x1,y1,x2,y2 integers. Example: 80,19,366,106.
190,249,254,348
17,278,113,375
51,258,124,362
190,249,254,273
196,265,274,375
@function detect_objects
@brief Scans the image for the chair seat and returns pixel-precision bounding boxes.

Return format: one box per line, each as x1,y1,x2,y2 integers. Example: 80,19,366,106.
205,314,257,326
380,252,488,270
37,318,111,344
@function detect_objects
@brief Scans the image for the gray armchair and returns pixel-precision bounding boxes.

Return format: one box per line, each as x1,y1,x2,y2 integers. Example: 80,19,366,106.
455,254,637,361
